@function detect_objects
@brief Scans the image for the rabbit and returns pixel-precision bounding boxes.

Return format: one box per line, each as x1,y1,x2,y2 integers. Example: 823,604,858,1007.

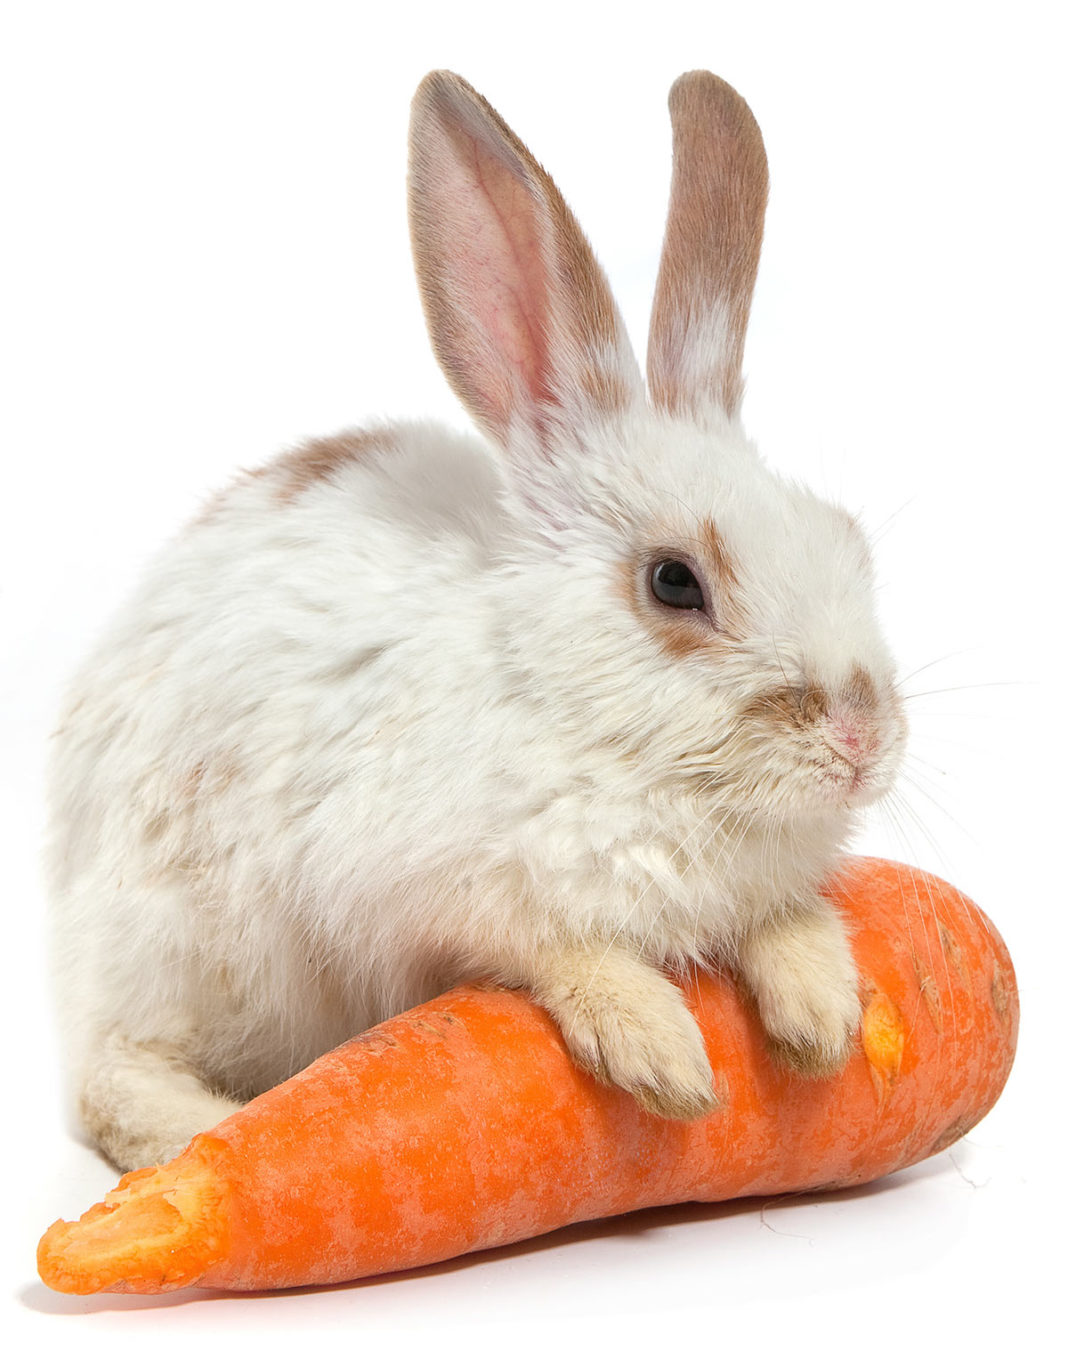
46,69,908,1174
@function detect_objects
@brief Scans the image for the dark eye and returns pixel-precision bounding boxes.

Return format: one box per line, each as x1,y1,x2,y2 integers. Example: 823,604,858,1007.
649,559,705,611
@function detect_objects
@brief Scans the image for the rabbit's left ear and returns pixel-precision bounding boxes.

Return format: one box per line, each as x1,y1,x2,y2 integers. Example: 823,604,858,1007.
409,72,642,447
647,72,768,420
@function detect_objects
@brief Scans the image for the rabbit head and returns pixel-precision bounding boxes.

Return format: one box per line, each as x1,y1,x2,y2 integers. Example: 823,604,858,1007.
408,71,906,826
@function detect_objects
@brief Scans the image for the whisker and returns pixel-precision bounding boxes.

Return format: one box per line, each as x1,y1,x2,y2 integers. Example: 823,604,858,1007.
896,768,979,848
866,496,915,544
903,681,1033,702
895,648,984,689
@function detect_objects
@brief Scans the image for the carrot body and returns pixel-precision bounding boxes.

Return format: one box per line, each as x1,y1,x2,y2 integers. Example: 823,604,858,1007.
38,858,1018,1295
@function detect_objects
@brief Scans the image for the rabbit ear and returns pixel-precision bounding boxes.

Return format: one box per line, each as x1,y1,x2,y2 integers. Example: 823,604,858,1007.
409,72,642,446
647,72,768,420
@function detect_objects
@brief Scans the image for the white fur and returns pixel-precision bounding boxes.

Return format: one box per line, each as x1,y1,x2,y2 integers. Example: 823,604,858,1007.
47,73,908,1169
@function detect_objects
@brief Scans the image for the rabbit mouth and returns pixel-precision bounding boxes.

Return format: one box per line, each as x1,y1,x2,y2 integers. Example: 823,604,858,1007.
822,761,872,800
812,751,896,808
676,751,889,815
669,698,904,813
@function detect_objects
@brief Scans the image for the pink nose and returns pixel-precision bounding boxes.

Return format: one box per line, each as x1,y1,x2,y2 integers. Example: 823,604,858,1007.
826,711,877,764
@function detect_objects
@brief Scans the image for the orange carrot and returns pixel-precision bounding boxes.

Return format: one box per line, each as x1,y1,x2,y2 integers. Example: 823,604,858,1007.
38,857,1018,1296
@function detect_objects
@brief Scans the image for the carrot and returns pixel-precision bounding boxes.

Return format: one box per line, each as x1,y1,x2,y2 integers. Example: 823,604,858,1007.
37,857,1018,1296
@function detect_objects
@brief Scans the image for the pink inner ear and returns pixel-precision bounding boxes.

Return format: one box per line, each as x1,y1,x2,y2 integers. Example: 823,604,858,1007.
409,71,639,445
418,115,557,435
463,134,557,411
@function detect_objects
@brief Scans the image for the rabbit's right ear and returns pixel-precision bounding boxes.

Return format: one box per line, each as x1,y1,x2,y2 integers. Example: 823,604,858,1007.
647,72,769,421
408,72,642,447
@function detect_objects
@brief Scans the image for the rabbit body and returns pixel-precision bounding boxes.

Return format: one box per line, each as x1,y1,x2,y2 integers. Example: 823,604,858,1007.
48,72,907,1171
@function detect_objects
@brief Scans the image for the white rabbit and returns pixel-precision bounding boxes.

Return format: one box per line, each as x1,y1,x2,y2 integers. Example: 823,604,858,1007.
47,70,907,1173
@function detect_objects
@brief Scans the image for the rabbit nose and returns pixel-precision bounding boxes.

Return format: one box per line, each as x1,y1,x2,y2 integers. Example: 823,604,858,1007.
824,709,878,764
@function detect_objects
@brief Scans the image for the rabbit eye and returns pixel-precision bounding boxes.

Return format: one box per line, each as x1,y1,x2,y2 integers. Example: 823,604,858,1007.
649,560,705,611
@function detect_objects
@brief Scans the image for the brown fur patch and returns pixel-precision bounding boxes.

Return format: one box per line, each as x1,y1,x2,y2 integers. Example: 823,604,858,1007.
193,428,394,525
842,664,878,711
702,517,739,589
646,614,718,661
270,428,395,503
647,72,769,418
745,670,889,733
576,362,631,414
744,683,829,731
800,684,829,724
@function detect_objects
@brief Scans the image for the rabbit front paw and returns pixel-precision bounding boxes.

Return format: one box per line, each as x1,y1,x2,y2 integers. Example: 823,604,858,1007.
738,897,862,1077
534,946,717,1120
760,975,861,1077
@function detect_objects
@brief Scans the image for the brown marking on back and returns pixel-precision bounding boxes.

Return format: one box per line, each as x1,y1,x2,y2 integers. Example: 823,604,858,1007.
192,428,395,526
647,71,769,418
270,428,396,503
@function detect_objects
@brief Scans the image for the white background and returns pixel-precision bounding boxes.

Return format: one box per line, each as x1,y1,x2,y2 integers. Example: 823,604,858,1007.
2,0,1064,1360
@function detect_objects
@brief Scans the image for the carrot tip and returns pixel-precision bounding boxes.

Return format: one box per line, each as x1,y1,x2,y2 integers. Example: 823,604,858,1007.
36,1139,229,1295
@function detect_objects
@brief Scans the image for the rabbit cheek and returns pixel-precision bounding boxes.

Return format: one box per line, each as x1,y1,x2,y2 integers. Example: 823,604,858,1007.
642,611,717,663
